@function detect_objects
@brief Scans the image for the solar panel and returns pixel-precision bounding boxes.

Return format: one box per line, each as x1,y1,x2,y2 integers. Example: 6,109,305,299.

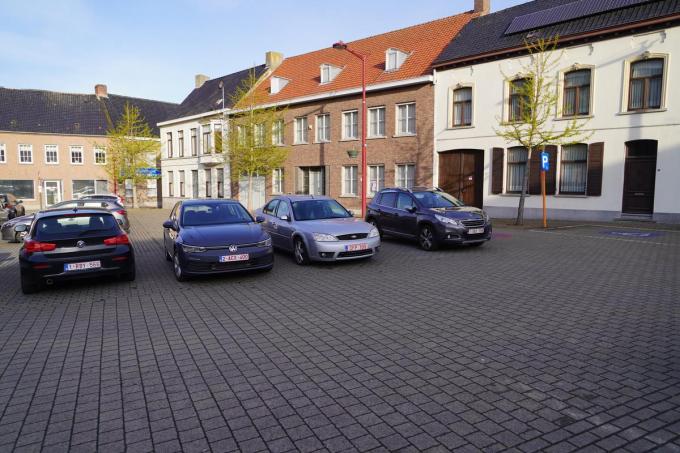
505,0,652,35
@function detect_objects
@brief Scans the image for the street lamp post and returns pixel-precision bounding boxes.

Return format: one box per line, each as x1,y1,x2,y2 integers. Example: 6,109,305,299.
333,41,367,218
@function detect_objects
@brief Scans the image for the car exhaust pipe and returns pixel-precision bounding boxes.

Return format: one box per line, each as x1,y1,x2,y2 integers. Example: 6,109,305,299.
45,279,54,286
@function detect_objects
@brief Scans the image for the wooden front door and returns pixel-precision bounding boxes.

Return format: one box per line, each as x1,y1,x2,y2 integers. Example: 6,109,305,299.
438,150,484,208
622,140,657,215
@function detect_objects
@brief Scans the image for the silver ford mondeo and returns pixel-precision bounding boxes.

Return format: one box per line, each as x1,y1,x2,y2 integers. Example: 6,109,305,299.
255,195,380,265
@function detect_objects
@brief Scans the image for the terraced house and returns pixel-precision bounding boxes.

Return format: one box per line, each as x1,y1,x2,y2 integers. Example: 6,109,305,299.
0,85,178,211
433,0,680,222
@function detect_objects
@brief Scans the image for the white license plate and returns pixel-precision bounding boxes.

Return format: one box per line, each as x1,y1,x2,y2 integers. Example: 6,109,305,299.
64,261,101,271
468,228,485,235
345,243,369,252
220,254,249,263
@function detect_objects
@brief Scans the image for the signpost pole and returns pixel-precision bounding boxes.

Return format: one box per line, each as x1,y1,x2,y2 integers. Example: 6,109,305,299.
540,148,549,229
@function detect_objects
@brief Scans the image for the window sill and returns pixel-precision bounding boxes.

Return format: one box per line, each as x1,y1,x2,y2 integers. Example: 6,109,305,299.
617,108,667,115
554,115,593,121
313,140,331,145
339,138,359,142
554,194,588,198
293,142,309,146
447,125,474,130
393,133,416,138
367,136,386,140
19,162,34,165
45,162,60,165
500,193,530,197
339,195,358,198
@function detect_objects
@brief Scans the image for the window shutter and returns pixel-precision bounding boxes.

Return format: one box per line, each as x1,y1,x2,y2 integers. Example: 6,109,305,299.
545,145,558,195
491,148,504,194
529,148,541,195
324,165,331,196
587,142,604,196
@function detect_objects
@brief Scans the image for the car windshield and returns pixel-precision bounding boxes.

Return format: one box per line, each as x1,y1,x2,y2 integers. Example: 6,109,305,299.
182,203,253,226
34,214,119,240
413,191,465,208
291,199,352,221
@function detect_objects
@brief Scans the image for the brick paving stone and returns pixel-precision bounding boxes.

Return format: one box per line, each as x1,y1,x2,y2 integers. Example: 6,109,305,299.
0,211,677,452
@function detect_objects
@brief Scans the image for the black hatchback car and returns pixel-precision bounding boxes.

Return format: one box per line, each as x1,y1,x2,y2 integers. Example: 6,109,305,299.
366,188,492,250
17,208,135,294
163,199,273,281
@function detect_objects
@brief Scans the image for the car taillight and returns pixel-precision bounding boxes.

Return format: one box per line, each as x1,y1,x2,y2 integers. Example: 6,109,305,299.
116,209,127,216
104,234,130,246
24,240,57,254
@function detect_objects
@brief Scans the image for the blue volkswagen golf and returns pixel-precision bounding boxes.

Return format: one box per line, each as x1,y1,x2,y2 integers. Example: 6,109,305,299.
162,199,273,281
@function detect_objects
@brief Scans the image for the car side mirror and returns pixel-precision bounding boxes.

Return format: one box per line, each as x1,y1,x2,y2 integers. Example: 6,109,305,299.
348,210,354,217
162,220,175,230
279,215,290,222
14,224,27,233
407,206,417,214
117,219,124,226
255,215,265,223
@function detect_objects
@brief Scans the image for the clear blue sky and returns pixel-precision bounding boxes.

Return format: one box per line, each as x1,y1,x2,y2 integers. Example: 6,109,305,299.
1,0,526,104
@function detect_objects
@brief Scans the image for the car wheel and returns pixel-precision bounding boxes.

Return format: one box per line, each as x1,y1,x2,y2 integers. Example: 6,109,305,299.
173,252,187,281
367,218,383,238
20,272,41,294
418,224,439,251
293,238,310,265
121,267,136,282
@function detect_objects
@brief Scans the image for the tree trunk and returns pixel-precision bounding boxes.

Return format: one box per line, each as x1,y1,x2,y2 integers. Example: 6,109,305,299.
515,150,532,225
247,172,254,212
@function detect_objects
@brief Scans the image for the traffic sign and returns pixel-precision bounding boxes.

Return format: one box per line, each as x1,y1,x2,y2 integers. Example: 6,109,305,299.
138,168,161,177
540,152,549,171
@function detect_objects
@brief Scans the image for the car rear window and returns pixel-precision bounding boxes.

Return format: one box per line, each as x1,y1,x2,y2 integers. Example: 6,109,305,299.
34,214,119,240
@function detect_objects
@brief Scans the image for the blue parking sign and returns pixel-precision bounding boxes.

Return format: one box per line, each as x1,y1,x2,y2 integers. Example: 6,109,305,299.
540,152,549,171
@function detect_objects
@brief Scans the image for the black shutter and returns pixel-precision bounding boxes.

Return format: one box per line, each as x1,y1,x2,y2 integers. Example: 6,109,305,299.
587,142,604,196
528,148,541,195
491,148,504,194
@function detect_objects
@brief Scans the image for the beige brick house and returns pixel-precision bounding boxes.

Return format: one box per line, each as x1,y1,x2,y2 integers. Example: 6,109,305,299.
0,85,178,211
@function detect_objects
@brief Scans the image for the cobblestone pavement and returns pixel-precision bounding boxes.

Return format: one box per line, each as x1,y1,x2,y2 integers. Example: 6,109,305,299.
0,210,678,452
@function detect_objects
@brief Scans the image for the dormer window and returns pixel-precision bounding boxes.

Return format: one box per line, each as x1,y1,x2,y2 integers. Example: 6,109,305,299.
320,64,342,84
385,48,409,71
270,76,289,95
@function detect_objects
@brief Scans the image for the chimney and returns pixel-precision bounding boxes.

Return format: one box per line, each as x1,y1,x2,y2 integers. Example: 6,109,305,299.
195,74,209,89
95,84,108,98
474,0,490,16
265,51,284,70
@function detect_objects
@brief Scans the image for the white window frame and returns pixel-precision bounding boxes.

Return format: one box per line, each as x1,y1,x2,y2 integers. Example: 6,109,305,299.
385,48,409,72
448,84,475,128
342,110,359,140
315,114,331,143
341,165,358,197
395,164,415,189
368,164,385,197
270,76,290,95
94,147,106,165
44,144,59,165
294,117,308,144
272,120,284,146
0,144,5,163
320,64,342,84
70,145,84,165
556,64,595,119
368,107,386,138
254,123,266,147
272,168,284,194
621,53,669,113
395,103,416,136
18,144,33,164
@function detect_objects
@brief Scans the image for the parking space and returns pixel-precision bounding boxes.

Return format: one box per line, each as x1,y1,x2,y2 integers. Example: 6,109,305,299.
0,210,678,452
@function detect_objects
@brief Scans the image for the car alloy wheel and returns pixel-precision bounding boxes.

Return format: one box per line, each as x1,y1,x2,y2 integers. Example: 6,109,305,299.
294,238,309,265
419,225,438,251
173,252,186,281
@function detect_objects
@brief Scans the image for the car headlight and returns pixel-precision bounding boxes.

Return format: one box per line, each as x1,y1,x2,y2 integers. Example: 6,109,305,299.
434,214,461,226
182,244,206,253
256,238,272,247
368,227,379,238
482,211,490,222
312,232,338,242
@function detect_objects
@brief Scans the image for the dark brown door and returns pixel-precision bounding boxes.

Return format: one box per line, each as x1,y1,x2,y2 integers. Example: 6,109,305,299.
438,150,484,208
622,140,657,215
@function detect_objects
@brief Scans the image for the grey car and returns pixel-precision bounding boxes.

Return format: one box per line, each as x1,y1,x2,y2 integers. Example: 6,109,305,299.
255,195,380,265
1,213,34,242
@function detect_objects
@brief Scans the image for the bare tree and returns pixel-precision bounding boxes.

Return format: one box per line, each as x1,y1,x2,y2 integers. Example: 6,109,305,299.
495,36,592,225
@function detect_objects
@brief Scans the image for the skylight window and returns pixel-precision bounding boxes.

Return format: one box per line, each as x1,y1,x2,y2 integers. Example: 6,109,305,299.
320,64,342,84
385,48,409,71
270,76,290,94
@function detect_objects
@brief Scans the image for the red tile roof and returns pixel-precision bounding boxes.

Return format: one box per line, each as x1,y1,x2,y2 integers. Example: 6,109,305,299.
253,11,476,103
